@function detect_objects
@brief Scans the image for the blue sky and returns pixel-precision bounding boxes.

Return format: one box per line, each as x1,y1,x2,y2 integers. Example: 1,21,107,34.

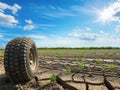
0,0,120,48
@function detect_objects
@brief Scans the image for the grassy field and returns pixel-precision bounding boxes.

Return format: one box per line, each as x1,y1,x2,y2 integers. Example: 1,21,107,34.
0,48,120,59
0,50,4,57
0,48,120,89
37,48,120,59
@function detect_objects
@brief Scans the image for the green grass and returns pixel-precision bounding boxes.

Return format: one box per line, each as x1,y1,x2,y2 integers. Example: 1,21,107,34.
0,50,4,56
0,48,119,73
108,63,117,71
77,61,85,71
96,59,102,64
37,49,120,59
0,48,120,59
65,66,72,73
50,75,56,83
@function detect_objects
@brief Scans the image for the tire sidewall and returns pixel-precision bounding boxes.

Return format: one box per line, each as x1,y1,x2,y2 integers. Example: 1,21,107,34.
26,41,38,78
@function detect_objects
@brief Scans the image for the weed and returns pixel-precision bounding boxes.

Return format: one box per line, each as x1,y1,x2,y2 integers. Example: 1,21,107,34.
108,63,117,71
50,75,56,83
63,64,72,73
77,61,85,71
66,66,72,73
96,59,102,64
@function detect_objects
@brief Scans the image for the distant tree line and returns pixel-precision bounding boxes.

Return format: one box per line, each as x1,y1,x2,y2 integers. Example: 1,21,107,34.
37,47,120,50
0,47,119,50
0,48,4,50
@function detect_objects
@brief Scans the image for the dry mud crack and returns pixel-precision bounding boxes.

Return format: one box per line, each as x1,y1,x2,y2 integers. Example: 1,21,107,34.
0,57,120,90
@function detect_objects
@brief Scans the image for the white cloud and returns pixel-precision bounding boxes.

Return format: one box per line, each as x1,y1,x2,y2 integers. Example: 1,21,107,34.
67,27,120,47
68,26,98,41
0,2,10,13
11,4,21,14
85,27,91,30
25,19,33,24
32,33,120,47
100,30,104,34
35,37,83,47
23,25,35,30
27,34,47,39
69,31,99,41
0,2,21,26
23,19,35,30
0,12,18,25
0,2,21,14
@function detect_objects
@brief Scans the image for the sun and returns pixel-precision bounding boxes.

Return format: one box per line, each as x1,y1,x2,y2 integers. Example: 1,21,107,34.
96,0,120,23
97,8,114,23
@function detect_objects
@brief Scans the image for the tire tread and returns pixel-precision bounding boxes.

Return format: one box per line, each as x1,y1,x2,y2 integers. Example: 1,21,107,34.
4,37,38,83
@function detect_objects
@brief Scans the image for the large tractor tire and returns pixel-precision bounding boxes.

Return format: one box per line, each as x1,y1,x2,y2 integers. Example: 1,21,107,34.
4,37,38,84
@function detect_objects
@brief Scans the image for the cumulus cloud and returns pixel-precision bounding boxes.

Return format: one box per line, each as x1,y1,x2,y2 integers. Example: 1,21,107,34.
24,19,35,30
23,25,35,30
11,4,21,14
25,19,33,24
0,2,21,26
32,33,120,47
0,2,21,14
68,26,98,41
69,31,99,41
0,2,10,12
0,12,18,25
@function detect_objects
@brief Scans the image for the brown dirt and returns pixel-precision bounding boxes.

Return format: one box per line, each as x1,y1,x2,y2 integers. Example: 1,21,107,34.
0,57,120,90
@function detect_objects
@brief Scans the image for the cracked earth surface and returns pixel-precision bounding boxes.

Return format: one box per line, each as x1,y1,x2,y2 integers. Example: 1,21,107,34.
0,57,120,90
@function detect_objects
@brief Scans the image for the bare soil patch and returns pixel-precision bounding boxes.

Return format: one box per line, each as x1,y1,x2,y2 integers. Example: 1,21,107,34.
0,57,120,90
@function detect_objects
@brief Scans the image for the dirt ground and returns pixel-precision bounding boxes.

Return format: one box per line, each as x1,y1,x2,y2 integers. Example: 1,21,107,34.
0,57,120,90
